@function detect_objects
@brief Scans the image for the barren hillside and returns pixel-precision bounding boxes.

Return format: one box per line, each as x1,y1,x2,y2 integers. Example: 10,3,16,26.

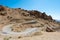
0,5,60,32
0,5,60,40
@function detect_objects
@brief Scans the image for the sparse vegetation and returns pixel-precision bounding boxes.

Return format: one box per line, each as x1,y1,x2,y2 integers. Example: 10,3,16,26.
18,36,21,39
4,37,9,40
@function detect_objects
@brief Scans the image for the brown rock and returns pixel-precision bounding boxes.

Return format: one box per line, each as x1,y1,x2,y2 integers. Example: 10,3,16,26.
28,11,53,21
46,27,54,32
0,5,7,11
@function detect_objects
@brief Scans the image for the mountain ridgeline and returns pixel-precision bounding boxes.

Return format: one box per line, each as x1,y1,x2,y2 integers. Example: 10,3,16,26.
0,5,53,21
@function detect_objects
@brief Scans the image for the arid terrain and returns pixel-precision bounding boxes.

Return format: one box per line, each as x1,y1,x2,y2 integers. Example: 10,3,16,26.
0,5,60,40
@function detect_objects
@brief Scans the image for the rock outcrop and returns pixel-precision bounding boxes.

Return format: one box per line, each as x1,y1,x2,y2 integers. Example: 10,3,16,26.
0,5,60,32
28,10,53,20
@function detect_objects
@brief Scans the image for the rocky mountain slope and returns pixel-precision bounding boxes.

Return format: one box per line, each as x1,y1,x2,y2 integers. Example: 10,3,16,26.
0,5,60,32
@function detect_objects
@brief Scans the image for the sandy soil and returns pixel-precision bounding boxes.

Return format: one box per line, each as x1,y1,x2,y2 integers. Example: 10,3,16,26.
18,32,60,40
0,32,60,40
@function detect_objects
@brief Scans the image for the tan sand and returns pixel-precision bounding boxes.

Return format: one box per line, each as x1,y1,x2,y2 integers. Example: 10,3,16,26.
18,32,60,40
0,32,60,40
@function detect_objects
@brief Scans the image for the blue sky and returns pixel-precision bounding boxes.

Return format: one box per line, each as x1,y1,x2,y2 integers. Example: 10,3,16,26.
0,0,60,20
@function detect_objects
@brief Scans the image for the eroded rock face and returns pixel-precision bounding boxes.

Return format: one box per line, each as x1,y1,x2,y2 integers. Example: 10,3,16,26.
0,5,7,11
0,5,53,21
0,5,59,32
46,27,54,32
28,10,41,18
28,10,53,21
